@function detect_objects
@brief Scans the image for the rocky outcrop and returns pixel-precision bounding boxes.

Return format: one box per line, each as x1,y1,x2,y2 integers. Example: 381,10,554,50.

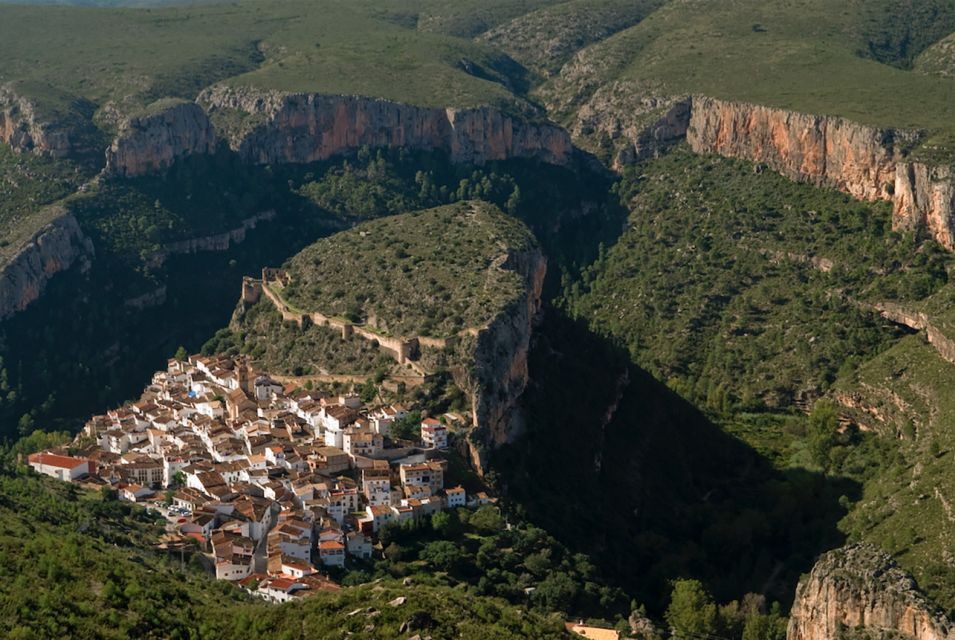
570,82,690,167
147,210,276,267
871,302,955,365
0,213,94,319
687,96,912,202
464,246,546,473
894,162,955,249
788,544,955,640
105,101,218,177
199,85,572,167
608,94,955,250
0,84,76,158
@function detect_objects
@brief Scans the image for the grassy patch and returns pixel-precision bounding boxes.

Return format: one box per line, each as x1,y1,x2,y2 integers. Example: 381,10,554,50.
545,0,955,158
283,201,536,338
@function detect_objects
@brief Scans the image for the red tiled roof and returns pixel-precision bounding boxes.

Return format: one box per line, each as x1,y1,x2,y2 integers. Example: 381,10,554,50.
27,453,89,470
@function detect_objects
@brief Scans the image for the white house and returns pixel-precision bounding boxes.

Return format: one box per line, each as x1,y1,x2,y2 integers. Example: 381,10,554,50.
27,452,94,482
420,418,448,449
446,486,466,508
318,540,346,567
346,531,373,559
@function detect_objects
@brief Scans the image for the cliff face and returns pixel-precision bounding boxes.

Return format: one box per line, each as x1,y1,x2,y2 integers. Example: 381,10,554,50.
788,544,955,640
105,102,218,177
0,85,75,158
0,213,94,319
465,246,546,473
687,96,907,202
894,162,955,249
199,85,573,167
617,94,955,250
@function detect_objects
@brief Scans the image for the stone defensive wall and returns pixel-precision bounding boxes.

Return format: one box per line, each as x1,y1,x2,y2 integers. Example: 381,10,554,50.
241,269,473,371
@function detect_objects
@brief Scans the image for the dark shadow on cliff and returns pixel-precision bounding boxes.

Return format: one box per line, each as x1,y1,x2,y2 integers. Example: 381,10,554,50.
493,306,859,613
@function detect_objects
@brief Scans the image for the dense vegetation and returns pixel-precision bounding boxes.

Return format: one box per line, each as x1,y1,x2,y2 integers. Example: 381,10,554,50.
497,308,873,614
544,144,955,616
283,201,535,337
564,145,946,413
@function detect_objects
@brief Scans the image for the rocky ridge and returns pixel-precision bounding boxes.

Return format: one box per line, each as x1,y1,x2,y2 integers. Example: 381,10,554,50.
0,84,76,158
198,85,573,167
104,101,218,177
0,212,93,320
581,92,955,249
788,544,955,640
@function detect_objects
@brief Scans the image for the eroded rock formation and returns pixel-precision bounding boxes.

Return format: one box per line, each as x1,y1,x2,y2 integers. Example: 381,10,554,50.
894,162,955,249
600,93,955,250
0,84,77,158
0,213,93,319
687,96,909,202
788,544,955,640
199,85,572,167
105,101,218,177
464,245,546,473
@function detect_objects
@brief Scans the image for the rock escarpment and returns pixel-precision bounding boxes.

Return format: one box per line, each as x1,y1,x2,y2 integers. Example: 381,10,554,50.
686,96,911,202
596,93,955,249
0,213,93,319
0,85,76,158
788,544,955,640
894,162,955,249
464,246,546,473
199,85,572,167
147,210,276,267
104,101,218,177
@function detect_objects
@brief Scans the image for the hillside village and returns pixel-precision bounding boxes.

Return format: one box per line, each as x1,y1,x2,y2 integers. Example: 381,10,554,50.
25,354,494,603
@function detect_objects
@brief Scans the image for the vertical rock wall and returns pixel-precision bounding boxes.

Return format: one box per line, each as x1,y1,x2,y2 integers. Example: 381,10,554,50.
788,544,955,640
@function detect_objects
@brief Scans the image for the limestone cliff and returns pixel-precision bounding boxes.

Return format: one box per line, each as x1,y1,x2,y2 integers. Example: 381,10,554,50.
598,93,955,250
104,101,218,177
462,246,546,473
687,96,910,202
199,85,572,167
0,84,77,158
788,544,955,640
894,162,955,249
0,212,94,319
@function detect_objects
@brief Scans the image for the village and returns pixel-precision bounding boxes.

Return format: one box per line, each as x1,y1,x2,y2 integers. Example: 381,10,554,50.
25,353,494,603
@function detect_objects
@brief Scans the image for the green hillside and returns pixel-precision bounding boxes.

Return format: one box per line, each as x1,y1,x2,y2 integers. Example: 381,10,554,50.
564,145,947,412
558,142,955,613
0,0,538,125
542,0,955,156
281,201,536,338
